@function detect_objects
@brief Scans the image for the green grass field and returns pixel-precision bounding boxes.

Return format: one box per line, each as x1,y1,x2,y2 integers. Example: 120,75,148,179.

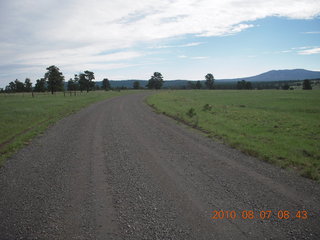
0,90,136,164
147,90,320,180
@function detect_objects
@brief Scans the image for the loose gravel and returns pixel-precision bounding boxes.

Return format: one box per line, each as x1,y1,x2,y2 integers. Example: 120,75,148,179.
0,92,319,239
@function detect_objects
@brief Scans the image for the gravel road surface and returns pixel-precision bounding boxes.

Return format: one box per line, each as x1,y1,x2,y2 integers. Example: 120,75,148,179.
0,92,319,239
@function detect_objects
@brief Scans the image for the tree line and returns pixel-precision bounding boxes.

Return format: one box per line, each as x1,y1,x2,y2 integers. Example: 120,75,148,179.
1,65,113,94
186,73,215,89
5,66,312,92
185,79,315,90
1,68,218,93
145,72,215,90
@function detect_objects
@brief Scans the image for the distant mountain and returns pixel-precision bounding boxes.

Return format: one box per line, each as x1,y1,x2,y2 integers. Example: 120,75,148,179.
92,69,320,88
220,69,320,82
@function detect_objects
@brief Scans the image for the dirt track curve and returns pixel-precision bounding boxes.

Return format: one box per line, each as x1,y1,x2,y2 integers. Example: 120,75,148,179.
0,92,319,239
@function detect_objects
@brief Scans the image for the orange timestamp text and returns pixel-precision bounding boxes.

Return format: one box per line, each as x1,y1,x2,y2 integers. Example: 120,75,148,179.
211,210,308,220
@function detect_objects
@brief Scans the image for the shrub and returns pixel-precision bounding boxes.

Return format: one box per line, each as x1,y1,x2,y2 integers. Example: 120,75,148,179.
186,108,196,118
202,104,212,111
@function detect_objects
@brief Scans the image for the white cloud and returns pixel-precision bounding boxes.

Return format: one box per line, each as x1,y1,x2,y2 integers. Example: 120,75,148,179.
179,42,204,47
191,56,209,60
0,0,320,83
280,50,292,53
302,31,320,34
149,42,204,49
177,55,208,59
291,46,315,50
13,50,144,67
263,46,320,55
298,47,320,55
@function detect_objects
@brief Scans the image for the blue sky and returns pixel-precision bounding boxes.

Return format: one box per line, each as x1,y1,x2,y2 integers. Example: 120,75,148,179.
0,0,319,87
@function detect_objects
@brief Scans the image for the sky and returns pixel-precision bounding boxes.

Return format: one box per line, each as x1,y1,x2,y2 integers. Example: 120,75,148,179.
0,0,319,87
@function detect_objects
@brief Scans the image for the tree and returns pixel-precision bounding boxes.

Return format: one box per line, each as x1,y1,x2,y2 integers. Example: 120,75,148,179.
102,78,111,91
5,85,11,93
93,83,100,90
147,72,164,89
195,80,202,89
8,81,17,92
133,81,140,89
187,81,196,89
90,81,99,91
15,79,25,92
245,81,252,90
34,78,46,92
24,78,32,92
282,83,290,90
73,74,79,91
237,80,244,89
67,78,76,91
79,73,86,92
84,70,95,92
79,71,95,92
5,80,25,93
44,65,64,94
237,80,252,90
205,73,214,89
302,79,312,90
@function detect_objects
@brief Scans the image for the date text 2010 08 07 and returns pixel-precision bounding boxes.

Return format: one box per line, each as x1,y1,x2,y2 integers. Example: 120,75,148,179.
211,210,308,220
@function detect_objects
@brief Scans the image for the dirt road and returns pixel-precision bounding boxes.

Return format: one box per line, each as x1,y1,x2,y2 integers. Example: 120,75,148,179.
0,92,319,239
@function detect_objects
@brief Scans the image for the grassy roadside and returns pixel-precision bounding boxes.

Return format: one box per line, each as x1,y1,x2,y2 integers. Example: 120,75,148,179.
0,90,138,165
147,90,320,180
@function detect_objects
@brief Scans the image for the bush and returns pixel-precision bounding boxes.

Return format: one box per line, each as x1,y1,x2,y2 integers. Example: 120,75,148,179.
186,108,196,118
202,104,212,111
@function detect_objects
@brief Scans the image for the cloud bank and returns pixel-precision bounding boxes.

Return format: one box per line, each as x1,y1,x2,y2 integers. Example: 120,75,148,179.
0,0,319,82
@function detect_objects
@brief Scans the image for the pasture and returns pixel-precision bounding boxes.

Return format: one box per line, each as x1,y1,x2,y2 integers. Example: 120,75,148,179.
147,90,320,180
0,90,134,164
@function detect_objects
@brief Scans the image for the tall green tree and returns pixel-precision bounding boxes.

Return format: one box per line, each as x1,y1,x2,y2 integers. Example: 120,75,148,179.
34,78,46,92
8,81,17,92
281,83,290,90
24,78,32,92
147,72,164,89
67,78,77,91
205,73,214,89
93,83,100,90
73,74,79,90
79,71,95,92
15,79,25,92
102,78,111,91
302,79,312,90
84,70,95,92
187,81,196,89
246,81,252,90
78,73,86,92
44,65,64,94
195,80,202,89
4,86,9,93
133,81,140,89
237,80,252,89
